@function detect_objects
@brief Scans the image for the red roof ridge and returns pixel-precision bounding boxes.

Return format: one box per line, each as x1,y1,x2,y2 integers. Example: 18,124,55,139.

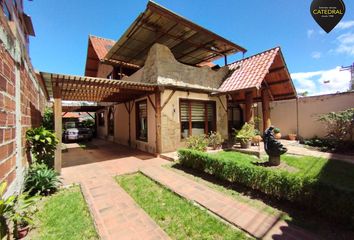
227,46,280,67
89,34,116,43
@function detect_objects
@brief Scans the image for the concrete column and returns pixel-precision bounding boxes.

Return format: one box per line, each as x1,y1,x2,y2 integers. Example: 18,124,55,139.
155,92,161,155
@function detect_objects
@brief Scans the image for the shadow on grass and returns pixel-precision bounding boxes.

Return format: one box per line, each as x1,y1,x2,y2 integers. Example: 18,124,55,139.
171,163,354,240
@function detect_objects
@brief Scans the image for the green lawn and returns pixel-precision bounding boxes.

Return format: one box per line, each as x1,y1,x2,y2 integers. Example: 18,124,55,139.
29,186,98,240
214,151,354,190
116,173,252,240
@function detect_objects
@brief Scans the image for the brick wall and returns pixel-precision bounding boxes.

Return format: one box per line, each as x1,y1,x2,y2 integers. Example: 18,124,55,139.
0,8,46,195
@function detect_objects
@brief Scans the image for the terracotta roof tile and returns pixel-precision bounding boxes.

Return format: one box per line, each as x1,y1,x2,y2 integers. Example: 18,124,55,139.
89,35,116,60
219,47,280,92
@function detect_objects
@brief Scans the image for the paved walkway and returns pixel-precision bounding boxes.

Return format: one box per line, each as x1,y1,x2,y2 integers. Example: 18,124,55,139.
141,166,318,240
62,139,319,240
62,140,170,240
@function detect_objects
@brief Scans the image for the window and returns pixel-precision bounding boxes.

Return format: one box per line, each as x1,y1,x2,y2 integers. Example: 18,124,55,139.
136,100,148,141
228,104,243,133
98,112,105,126
108,107,114,135
180,100,216,139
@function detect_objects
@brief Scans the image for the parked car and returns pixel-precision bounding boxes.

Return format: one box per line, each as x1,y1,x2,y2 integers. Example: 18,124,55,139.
63,122,93,142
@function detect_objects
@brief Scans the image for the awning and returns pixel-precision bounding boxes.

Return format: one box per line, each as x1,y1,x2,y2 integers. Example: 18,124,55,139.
62,106,105,112
39,72,156,102
104,1,246,67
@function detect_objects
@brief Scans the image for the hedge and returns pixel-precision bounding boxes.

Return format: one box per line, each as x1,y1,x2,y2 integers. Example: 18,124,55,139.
178,149,354,226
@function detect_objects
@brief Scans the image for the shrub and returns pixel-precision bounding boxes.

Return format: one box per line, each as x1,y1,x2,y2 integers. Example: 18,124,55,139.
81,119,95,128
26,127,58,167
24,163,61,196
235,123,254,144
186,135,208,152
318,108,354,141
208,132,223,150
273,127,281,134
177,149,354,226
42,107,54,130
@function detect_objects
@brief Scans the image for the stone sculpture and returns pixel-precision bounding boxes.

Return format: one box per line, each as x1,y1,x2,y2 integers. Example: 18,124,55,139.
264,126,287,166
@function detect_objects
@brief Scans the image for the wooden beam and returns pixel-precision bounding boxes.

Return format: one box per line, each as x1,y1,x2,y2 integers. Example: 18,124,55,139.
267,79,290,86
217,96,227,112
155,92,161,155
268,66,285,74
147,94,156,112
161,90,175,110
261,88,271,132
53,90,62,173
245,91,253,123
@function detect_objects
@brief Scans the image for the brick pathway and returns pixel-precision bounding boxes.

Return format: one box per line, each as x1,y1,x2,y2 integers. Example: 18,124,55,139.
62,140,170,240
141,166,319,240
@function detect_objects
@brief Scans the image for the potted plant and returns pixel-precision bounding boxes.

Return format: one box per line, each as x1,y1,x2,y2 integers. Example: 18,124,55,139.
251,129,262,146
10,192,38,239
235,123,255,148
288,133,297,141
274,127,281,139
208,131,224,150
0,182,15,239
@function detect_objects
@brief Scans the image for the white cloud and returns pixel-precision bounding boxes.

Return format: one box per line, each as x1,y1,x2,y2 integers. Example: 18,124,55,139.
311,51,322,59
336,20,354,30
307,29,314,38
335,32,354,56
291,66,351,96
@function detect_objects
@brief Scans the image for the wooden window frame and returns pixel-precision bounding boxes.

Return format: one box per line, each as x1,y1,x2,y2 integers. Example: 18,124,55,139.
179,99,217,140
108,107,114,136
136,99,148,142
98,111,105,127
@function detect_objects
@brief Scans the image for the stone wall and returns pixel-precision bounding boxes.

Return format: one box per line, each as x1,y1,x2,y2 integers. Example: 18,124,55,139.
0,8,46,195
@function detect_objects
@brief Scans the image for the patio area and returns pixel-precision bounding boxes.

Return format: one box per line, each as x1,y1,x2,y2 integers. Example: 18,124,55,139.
61,139,320,240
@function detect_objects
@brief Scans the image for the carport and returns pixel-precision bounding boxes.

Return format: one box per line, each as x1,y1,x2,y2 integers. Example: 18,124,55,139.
39,72,157,172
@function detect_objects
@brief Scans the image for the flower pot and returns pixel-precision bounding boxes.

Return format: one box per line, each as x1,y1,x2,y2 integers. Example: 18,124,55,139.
240,140,251,149
288,134,297,141
16,225,29,239
274,133,282,139
251,135,262,146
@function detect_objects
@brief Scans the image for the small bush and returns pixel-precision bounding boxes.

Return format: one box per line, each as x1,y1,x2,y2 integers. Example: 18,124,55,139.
42,107,54,130
177,149,354,226
26,127,58,167
235,123,254,144
208,132,223,150
186,135,208,152
24,163,61,196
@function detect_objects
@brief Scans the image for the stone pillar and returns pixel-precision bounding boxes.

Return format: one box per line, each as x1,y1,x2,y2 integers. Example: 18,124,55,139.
155,91,161,155
53,87,62,173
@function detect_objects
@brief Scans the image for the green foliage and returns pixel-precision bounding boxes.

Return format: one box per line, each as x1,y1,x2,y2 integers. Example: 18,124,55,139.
235,122,254,143
24,163,61,196
273,127,281,134
304,137,354,153
186,134,209,152
80,119,95,128
42,107,54,130
208,131,223,150
0,182,16,222
318,108,354,141
177,149,354,226
26,127,58,167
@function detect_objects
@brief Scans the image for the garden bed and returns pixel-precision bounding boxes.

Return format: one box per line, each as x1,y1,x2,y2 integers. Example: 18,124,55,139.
178,149,354,227
116,173,252,240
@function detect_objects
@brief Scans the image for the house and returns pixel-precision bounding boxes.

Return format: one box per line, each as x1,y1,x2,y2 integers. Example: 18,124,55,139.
39,1,296,171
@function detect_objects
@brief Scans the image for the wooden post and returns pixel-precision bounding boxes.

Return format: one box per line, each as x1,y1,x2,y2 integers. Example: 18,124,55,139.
53,87,62,173
261,88,271,132
155,91,161,155
245,91,253,123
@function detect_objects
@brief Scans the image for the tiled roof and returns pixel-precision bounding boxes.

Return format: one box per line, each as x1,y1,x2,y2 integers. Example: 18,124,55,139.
89,35,116,60
219,47,280,92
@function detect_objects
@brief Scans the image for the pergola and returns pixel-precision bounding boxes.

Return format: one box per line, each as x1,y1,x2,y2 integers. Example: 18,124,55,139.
39,72,158,172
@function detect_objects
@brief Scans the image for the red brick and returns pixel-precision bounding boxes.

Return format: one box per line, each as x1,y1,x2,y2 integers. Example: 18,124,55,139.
0,156,15,180
0,144,8,160
4,129,14,142
0,129,3,144
0,93,4,108
4,169,16,186
7,83,15,96
0,112,6,125
0,74,6,91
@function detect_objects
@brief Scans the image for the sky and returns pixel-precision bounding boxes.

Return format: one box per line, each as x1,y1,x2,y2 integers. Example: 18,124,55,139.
25,0,354,96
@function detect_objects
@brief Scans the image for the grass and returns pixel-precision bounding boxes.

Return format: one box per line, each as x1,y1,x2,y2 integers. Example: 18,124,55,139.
29,186,98,240
213,151,354,190
116,173,252,240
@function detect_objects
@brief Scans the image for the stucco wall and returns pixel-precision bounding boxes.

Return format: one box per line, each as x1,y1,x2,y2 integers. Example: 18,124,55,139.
97,63,113,79
97,94,157,154
161,90,228,153
254,92,354,139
